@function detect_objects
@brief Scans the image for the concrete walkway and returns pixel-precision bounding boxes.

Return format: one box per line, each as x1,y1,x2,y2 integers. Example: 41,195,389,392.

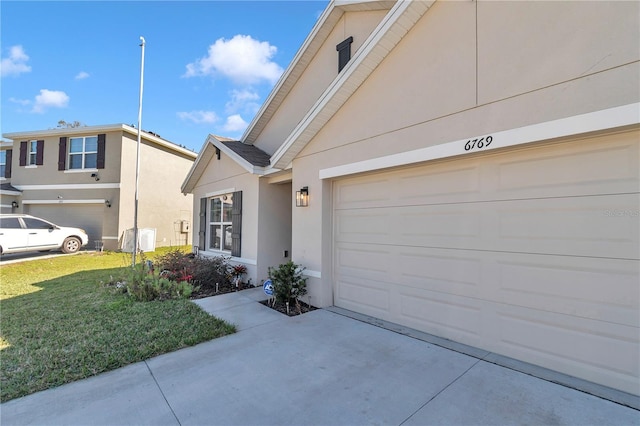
1,288,638,426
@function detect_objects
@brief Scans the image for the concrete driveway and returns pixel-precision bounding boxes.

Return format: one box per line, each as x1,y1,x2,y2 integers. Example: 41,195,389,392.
1,288,638,425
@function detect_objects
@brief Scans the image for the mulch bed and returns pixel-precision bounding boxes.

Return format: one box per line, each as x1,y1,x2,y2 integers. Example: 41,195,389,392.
190,283,318,317
259,299,318,317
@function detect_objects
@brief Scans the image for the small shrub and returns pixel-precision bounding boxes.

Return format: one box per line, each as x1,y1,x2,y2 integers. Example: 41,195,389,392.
117,255,193,302
268,261,307,312
190,255,233,291
155,249,194,283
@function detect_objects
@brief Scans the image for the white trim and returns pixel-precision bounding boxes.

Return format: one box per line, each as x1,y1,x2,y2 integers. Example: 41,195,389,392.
230,256,257,266
25,165,37,169
22,199,107,205
13,183,120,190
198,250,258,266
0,190,21,196
0,204,12,209
320,103,640,180
101,236,119,240
303,269,322,279
204,188,235,198
64,169,98,174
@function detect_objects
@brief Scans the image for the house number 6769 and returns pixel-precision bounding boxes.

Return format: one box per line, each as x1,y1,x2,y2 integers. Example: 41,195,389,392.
464,135,493,151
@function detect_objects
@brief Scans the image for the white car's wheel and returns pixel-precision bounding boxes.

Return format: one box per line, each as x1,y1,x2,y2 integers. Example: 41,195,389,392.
62,237,81,254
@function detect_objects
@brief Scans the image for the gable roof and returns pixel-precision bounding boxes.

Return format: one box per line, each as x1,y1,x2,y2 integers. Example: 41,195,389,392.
242,0,397,145
181,135,275,194
270,0,434,168
2,124,197,159
182,0,434,192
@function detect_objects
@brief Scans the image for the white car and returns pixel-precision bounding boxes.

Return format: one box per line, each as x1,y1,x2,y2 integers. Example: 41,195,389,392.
0,214,89,255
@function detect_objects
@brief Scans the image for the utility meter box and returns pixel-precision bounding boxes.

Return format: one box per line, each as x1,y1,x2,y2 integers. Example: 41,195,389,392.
181,220,190,233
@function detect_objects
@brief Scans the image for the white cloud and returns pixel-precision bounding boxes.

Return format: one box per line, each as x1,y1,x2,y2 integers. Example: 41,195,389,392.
177,110,218,124
9,97,31,106
184,35,283,85
75,71,90,80
225,89,260,114
222,114,248,133
1,45,31,77
32,89,69,113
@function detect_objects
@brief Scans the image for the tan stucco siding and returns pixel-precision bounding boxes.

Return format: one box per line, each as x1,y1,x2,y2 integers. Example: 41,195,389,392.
253,9,387,155
477,1,640,104
256,179,292,286
298,1,639,163
128,135,195,247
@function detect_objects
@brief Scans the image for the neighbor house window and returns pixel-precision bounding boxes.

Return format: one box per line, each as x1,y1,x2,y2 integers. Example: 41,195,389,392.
19,140,43,166
0,151,6,178
68,136,98,169
199,191,242,257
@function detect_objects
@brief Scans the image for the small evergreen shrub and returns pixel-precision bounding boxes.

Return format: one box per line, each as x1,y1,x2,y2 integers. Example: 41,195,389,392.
268,261,307,312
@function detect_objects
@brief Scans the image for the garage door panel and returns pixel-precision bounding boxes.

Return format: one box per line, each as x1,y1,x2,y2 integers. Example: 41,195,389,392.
495,306,639,392
335,244,391,279
397,250,482,297
496,140,638,193
335,277,391,316
396,288,484,346
495,193,639,259
337,194,638,259
496,256,639,327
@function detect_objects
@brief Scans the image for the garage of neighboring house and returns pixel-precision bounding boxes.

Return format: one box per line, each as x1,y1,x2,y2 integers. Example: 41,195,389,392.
331,129,639,394
25,204,105,249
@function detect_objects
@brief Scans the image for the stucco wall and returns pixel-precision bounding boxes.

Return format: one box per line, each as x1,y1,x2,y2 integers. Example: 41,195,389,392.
289,0,639,307
253,9,387,155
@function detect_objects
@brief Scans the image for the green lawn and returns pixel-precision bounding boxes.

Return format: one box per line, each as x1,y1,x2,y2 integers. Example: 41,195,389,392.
0,248,236,402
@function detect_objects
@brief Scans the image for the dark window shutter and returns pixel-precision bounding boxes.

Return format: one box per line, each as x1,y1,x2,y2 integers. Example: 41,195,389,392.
198,197,207,250
35,140,44,165
97,134,106,169
231,191,242,257
336,36,353,72
58,137,67,171
19,141,27,166
5,149,12,178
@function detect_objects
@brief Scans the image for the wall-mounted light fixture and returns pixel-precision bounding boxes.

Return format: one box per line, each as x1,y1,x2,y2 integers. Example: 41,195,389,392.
105,200,111,208
296,186,309,207
11,201,19,208
91,173,100,181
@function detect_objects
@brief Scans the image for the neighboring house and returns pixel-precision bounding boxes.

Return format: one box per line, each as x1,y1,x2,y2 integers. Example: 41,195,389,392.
2,124,196,250
182,0,639,396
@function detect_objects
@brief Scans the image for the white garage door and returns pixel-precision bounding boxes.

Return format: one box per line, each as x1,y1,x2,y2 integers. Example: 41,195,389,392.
333,130,639,395
26,204,104,249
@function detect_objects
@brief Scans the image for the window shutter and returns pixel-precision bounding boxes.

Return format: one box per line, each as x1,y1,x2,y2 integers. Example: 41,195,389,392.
97,134,106,169
198,197,207,250
58,137,67,171
5,149,12,178
336,36,354,73
19,141,27,166
231,191,242,257
35,140,44,165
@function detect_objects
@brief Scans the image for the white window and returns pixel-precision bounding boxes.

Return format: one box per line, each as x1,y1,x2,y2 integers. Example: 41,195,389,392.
208,193,233,252
0,151,6,178
28,140,38,165
69,136,98,169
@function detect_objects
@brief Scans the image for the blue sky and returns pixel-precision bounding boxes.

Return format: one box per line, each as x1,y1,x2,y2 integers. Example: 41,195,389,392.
1,1,327,152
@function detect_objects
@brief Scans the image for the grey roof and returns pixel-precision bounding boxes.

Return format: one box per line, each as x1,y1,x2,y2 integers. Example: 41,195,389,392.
221,141,271,167
0,183,21,192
